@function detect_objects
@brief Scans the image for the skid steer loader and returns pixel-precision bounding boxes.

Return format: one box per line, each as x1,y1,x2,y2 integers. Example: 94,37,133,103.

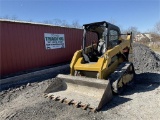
44,21,135,112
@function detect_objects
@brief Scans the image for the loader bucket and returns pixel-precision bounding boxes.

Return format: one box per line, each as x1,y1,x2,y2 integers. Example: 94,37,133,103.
44,74,112,111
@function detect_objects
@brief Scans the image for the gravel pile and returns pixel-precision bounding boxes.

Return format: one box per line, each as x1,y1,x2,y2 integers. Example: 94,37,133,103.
132,43,160,73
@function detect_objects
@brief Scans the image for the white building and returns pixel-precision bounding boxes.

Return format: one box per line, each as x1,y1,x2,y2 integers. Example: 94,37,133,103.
135,33,152,42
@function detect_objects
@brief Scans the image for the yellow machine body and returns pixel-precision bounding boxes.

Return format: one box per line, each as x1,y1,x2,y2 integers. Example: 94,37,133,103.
44,21,135,112
70,35,132,79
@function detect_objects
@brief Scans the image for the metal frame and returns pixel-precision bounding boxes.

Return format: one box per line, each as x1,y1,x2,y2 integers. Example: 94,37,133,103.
82,21,121,52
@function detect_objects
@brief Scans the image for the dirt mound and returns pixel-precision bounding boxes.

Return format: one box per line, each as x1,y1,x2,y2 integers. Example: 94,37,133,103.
132,43,160,73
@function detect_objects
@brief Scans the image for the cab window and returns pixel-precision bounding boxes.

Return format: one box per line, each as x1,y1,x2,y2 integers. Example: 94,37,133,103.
108,30,119,48
109,30,118,41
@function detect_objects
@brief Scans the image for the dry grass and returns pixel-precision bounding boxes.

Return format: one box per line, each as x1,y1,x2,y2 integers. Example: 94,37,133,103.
134,41,160,52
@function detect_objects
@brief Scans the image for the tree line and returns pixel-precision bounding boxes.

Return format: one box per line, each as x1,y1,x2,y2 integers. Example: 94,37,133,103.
0,16,81,29
0,15,159,39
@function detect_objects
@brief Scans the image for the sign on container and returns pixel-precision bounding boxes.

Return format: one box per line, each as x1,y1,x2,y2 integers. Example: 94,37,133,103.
44,33,65,49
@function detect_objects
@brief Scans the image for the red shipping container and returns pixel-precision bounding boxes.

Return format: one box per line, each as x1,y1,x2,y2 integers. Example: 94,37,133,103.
0,20,97,76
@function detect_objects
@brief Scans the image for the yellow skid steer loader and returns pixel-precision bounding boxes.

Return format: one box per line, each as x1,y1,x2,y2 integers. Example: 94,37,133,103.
44,21,135,112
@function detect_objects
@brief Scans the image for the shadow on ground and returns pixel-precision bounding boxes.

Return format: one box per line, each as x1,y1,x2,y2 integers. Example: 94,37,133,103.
123,72,160,95
102,72,160,111
101,96,132,111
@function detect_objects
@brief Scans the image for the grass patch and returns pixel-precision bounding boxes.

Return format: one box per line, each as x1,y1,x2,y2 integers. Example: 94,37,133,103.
151,48,160,52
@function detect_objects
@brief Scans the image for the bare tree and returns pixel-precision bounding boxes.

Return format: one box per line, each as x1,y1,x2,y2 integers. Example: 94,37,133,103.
28,19,33,22
61,20,70,27
43,20,53,24
71,20,81,28
52,19,69,27
52,19,81,28
151,33,160,42
124,26,139,39
154,21,160,35
0,16,82,29
108,19,116,24
0,15,19,20
2,15,10,19
148,21,160,42
52,19,62,26
11,15,18,20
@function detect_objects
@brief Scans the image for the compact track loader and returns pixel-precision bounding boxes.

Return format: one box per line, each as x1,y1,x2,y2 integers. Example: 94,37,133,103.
44,21,135,112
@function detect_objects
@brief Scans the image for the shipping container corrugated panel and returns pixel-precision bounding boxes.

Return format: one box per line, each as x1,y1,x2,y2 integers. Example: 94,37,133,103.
0,20,97,76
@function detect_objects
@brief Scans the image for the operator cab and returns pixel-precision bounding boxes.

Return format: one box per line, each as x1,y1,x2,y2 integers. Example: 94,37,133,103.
82,21,121,63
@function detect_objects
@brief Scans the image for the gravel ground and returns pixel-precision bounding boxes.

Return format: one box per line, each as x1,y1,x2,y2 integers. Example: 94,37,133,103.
155,51,160,55
0,43,160,120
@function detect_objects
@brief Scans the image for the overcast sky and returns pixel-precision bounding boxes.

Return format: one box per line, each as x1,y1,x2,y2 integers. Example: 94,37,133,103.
0,0,159,32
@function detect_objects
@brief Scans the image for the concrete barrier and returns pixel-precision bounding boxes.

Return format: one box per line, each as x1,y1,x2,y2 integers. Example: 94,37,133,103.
0,64,69,85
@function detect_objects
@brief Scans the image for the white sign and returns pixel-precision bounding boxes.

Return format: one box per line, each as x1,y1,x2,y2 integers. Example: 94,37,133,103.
44,33,65,49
